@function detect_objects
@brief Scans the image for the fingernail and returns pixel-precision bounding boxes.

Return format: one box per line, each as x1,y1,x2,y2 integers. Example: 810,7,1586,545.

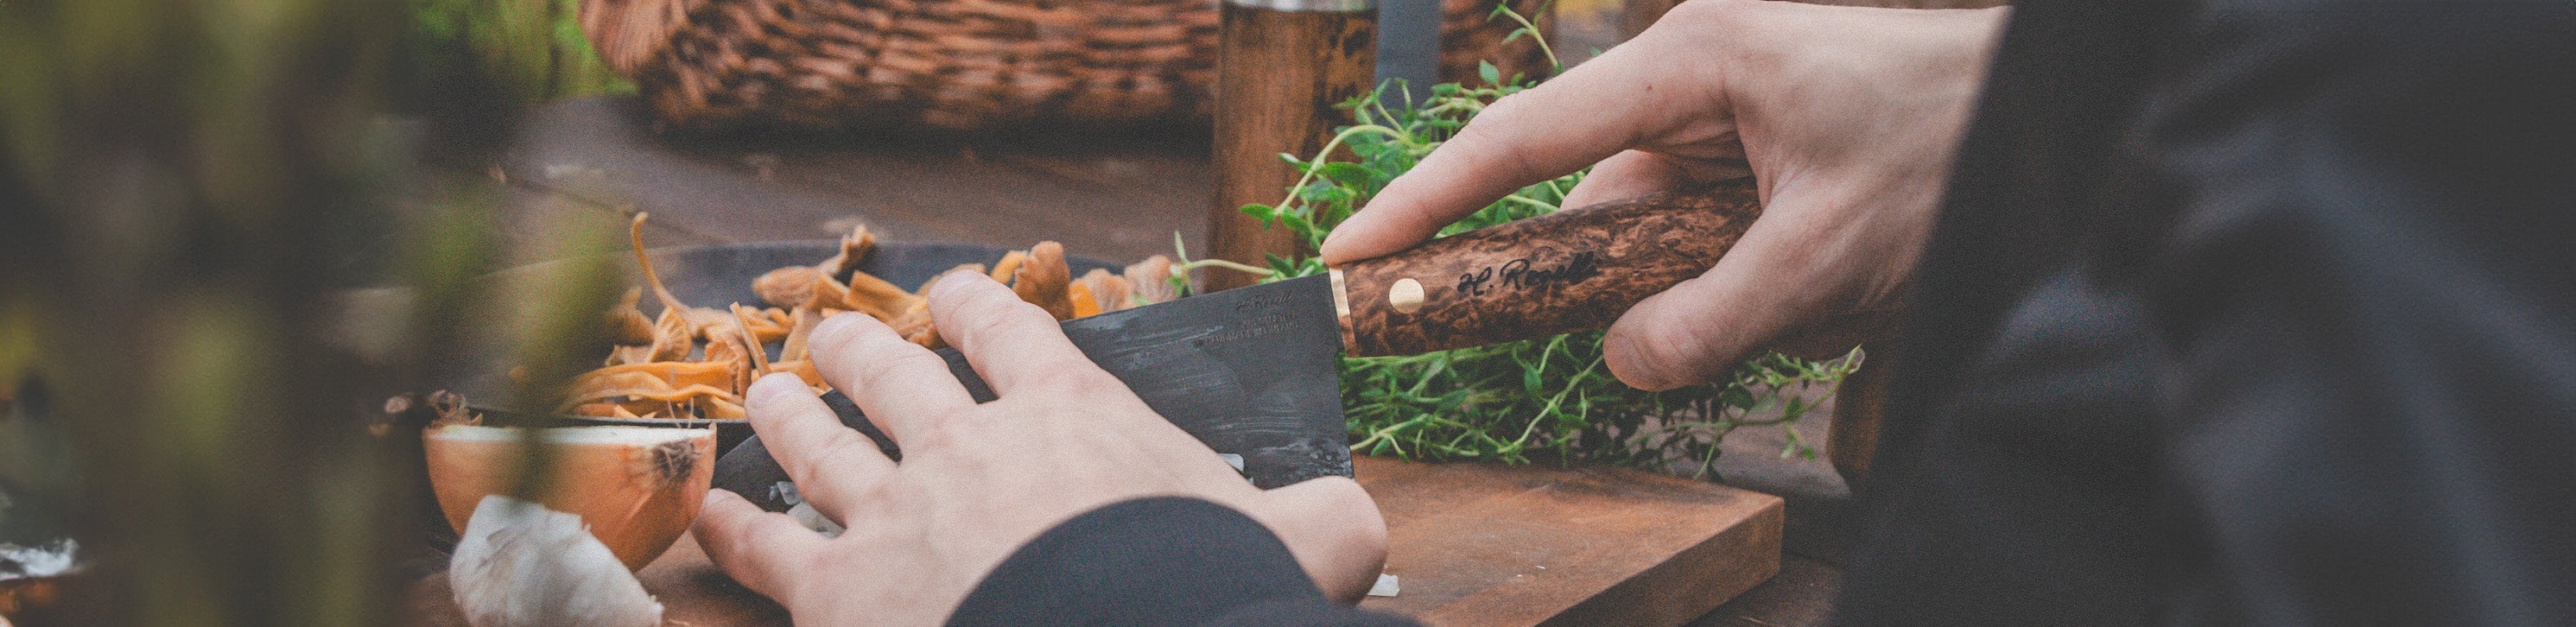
748,372,806,407
1603,332,1669,390
1319,225,1360,263
811,311,866,342
926,270,980,301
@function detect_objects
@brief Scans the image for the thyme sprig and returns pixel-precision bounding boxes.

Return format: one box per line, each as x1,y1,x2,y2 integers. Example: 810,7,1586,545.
1226,14,1858,476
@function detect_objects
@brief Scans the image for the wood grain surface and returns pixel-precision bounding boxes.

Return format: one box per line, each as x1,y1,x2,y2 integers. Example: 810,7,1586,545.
406,456,1782,627
1339,182,1761,356
406,529,790,627
1209,3,1378,291
448,97,1215,265
1355,457,1782,626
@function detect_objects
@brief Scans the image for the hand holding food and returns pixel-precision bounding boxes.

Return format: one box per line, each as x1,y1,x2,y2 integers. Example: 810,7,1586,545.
1320,0,2008,390
692,274,1389,624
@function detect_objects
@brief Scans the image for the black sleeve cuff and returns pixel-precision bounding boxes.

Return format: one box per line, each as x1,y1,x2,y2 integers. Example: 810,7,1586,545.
949,496,1411,626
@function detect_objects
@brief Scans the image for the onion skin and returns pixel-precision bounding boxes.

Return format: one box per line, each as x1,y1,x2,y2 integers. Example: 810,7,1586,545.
425,426,714,571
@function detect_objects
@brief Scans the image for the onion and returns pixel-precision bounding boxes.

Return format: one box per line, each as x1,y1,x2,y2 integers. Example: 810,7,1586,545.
450,495,663,627
425,425,714,571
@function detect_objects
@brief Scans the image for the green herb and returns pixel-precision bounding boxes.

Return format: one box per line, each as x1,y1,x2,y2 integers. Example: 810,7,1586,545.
1221,9,1859,477
404,0,633,105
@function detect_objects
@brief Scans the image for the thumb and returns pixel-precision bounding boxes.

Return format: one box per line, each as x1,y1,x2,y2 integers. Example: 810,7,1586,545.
1602,191,1840,390
1254,477,1387,604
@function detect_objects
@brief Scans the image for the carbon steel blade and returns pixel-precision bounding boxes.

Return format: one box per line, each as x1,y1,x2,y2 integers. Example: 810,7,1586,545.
714,275,1349,510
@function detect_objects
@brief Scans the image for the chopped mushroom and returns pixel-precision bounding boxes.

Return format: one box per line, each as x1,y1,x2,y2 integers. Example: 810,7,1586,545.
752,266,824,309
754,225,878,307
815,225,875,279
1077,269,1133,313
1126,255,1177,307
987,250,1028,284
1014,242,1075,321
628,213,695,363
842,270,923,320
568,225,1174,419
698,325,755,395
603,288,656,345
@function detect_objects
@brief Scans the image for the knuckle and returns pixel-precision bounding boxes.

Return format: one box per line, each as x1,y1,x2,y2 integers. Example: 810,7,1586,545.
809,315,890,361
852,477,901,507
1037,366,1119,394
950,298,1048,344
1460,107,1552,182
719,514,769,558
895,410,960,449
1454,98,1528,148
851,346,942,388
943,278,1019,314
791,431,872,485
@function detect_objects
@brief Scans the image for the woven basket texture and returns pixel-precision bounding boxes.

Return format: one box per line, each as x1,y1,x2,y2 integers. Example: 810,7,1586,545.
582,0,1548,131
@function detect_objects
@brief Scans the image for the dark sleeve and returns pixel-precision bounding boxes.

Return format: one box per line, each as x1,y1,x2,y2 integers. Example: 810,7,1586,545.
2131,1,2576,624
949,497,1412,627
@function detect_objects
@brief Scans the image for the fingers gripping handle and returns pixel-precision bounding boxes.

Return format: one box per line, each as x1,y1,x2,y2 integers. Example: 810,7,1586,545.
1335,180,1763,357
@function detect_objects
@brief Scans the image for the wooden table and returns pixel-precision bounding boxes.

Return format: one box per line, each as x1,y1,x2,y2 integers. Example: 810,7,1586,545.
417,96,1859,625
411,457,1790,626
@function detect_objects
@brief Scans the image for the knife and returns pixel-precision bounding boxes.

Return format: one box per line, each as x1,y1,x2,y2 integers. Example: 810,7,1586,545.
714,182,1762,509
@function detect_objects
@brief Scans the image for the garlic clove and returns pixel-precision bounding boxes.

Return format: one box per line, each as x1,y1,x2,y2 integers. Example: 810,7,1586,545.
450,495,663,627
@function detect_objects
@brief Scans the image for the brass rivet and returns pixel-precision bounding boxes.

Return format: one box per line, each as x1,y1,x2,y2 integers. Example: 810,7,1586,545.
1388,278,1425,314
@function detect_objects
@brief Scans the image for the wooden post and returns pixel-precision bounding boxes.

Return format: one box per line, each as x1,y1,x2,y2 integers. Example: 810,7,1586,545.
1621,0,1683,38
1209,0,1379,292
1829,344,1893,488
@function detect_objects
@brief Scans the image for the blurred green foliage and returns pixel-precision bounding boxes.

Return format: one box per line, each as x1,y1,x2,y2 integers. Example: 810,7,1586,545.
403,0,633,107
0,0,624,623
0,0,426,621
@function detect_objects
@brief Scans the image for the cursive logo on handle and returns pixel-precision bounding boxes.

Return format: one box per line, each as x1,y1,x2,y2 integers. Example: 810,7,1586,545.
1455,251,1603,297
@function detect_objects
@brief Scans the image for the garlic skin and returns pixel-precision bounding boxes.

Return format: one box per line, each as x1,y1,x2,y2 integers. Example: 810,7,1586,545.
451,495,663,627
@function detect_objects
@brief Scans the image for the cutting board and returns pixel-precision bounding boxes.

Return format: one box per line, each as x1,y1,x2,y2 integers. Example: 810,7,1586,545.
1354,457,1783,625
407,456,1782,626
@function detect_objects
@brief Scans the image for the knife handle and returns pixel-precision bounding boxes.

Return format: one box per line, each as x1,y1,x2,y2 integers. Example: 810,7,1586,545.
1334,180,1762,356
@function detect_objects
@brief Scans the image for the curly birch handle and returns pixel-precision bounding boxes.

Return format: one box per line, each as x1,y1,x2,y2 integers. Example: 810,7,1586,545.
1336,180,1763,357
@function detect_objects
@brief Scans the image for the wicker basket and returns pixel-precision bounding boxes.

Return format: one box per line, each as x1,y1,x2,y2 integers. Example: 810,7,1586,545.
581,0,1547,131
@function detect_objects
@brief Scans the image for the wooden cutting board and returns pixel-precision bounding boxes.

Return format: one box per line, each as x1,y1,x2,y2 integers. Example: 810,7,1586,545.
1353,457,1783,625
408,457,1782,626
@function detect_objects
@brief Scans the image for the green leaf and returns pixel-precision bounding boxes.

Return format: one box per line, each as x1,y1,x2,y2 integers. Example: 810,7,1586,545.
1719,385,1753,409
1478,60,1501,86
1317,162,1374,187
1275,212,1317,238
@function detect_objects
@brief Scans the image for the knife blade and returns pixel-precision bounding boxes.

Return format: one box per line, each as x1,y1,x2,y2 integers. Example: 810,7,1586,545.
714,183,1761,509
